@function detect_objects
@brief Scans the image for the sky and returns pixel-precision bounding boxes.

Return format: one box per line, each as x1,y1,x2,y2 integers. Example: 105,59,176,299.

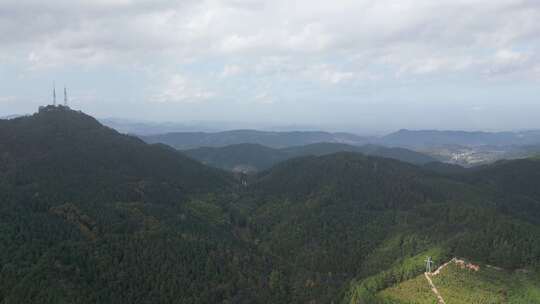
1,0,540,133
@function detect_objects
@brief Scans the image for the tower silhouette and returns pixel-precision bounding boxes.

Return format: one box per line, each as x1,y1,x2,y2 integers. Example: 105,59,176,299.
64,86,68,106
53,82,57,106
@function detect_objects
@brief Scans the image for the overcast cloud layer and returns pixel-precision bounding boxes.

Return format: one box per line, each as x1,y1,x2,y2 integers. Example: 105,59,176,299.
1,0,540,132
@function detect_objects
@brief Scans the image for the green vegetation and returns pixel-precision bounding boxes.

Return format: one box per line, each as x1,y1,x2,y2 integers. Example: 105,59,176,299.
378,261,540,304
0,107,270,303
184,142,438,172
1,107,540,303
377,273,434,303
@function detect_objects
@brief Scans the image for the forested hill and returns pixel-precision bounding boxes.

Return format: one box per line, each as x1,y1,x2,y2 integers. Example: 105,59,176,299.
0,106,270,303
284,143,438,165
0,105,233,201
242,153,540,302
184,143,288,172
1,107,540,303
464,158,540,201
456,158,540,224
184,142,437,172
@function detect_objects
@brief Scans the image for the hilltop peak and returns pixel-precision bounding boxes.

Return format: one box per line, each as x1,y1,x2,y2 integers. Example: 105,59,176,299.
35,104,98,123
0,104,233,203
4,105,109,136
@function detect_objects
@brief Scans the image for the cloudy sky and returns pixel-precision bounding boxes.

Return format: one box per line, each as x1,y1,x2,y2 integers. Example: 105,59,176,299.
1,0,540,133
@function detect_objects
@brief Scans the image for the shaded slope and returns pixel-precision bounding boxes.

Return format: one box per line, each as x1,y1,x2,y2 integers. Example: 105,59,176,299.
184,143,289,172
2,107,540,303
251,152,437,205
0,106,232,202
284,143,437,165
0,106,276,304
184,142,438,172
464,158,540,202
241,153,540,302
455,158,540,224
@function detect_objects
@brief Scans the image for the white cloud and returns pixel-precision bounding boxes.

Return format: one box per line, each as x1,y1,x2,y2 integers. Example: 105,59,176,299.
4,0,540,70
221,64,243,77
303,64,356,85
2,0,540,78
392,54,474,76
485,49,531,76
3,0,540,127
152,74,215,103
253,57,297,76
253,91,274,104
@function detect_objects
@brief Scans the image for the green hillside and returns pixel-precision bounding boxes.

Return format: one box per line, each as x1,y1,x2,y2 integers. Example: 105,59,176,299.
1,107,540,303
184,142,438,172
0,106,274,303
243,153,540,302
378,260,540,304
284,143,438,165
184,143,289,172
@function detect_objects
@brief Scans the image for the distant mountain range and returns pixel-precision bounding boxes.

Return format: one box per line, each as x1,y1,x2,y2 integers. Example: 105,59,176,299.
140,128,540,167
142,129,371,150
140,128,540,150
99,118,331,136
5,113,540,167
380,129,540,148
98,118,229,135
184,143,438,172
3,114,538,149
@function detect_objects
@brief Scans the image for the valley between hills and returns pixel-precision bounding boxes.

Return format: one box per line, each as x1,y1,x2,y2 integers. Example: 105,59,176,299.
1,106,539,303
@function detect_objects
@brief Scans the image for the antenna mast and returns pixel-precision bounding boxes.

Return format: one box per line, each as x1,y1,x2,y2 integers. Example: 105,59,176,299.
53,82,57,106
64,86,68,106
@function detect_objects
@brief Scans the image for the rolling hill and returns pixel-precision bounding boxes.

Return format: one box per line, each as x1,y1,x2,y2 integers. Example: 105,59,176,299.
1,107,540,303
241,153,540,302
184,143,288,172
0,106,273,303
184,142,438,172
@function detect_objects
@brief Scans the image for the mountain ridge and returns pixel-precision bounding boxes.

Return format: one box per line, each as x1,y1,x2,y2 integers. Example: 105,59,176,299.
382,129,540,147
141,129,371,149
1,107,540,303
184,142,438,172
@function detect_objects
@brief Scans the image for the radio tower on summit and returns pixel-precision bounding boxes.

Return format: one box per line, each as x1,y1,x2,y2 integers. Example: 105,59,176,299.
64,86,68,107
53,82,57,106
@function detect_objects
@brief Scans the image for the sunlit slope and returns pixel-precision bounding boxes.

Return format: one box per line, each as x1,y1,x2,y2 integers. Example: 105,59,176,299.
378,261,540,304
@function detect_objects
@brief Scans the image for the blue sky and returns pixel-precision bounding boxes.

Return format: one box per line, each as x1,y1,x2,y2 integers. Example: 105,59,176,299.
1,0,540,133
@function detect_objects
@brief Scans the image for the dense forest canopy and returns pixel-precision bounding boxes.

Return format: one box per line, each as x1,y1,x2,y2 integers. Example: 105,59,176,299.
183,142,438,172
1,107,539,303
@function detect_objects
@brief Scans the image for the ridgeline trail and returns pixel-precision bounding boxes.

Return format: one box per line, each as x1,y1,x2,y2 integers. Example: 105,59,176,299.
424,272,446,304
424,258,481,304
424,258,457,304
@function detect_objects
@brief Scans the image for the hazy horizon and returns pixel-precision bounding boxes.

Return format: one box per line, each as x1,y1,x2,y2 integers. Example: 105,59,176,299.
4,109,540,136
2,1,540,133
